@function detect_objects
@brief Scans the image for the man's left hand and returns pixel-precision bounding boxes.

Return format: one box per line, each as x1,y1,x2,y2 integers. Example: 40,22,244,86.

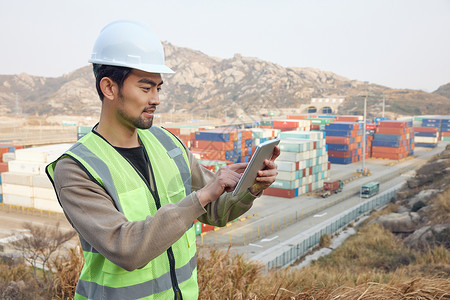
249,145,280,196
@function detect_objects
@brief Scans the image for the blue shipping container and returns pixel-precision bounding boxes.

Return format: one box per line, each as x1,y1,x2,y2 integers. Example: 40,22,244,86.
415,142,437,148
374,134,403,142
414,132,438,137
195,131,230,142
372,140,401,147
328,157,352,164
325,123,356,131
325,130,352,137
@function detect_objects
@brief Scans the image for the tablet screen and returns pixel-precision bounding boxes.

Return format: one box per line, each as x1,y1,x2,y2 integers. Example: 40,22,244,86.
232,139,280,197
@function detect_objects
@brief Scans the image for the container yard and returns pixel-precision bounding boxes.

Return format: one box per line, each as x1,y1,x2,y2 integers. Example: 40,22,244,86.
0,114,449,239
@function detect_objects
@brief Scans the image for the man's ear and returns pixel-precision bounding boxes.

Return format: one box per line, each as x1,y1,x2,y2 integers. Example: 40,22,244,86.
100,77,118,101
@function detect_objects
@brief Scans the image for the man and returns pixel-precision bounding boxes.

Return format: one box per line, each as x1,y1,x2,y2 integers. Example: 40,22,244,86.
46,19,279,300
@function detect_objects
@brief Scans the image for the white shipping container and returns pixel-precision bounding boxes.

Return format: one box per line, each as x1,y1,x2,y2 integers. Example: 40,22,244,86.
277,161,297,172
15,144,72,163
33,187,57,200
277,171,297,181
278,151,302,162
2,152,15,162
39,163,49,175
2,183,33,197
3,194,34,207
1,172,33,185
414,136,438,143
34,198,63,213
8,160,41,174
32,175,53,188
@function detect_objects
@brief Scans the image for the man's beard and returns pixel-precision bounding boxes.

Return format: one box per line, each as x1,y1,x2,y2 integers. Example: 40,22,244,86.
117,93,154,130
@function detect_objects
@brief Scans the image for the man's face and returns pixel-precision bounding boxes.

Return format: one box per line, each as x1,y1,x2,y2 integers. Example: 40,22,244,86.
115,69,163,130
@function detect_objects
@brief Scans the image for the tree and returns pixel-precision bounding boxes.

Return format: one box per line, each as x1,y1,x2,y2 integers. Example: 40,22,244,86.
10,222,76,292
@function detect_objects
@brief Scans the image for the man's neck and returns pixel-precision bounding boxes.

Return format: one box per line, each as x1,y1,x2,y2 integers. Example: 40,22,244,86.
96,121,141,148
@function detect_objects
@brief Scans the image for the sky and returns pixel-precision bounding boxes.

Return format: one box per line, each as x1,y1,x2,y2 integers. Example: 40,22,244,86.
1,0,449,92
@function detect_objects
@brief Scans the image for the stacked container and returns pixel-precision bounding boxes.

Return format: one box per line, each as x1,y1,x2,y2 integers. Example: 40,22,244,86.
413,127,439,148
442,118,450,142
1,144,72,212
249,128,280,146
418,116,450,144
325,122,364,164
371,120,414,160
191,128,255,163
264,131,330,198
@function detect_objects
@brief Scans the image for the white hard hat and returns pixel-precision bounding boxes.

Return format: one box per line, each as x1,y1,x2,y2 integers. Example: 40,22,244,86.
88,19,174,74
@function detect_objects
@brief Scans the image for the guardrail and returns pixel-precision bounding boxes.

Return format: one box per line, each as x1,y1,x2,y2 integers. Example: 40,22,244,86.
266,182,404,270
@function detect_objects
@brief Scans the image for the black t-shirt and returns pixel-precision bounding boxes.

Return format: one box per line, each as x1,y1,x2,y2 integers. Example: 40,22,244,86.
114,145,151,184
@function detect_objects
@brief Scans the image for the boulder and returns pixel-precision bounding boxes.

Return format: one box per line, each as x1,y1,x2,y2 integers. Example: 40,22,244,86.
406,189,440,209
416,159,447,176
404,224,450,250
372,212,420,233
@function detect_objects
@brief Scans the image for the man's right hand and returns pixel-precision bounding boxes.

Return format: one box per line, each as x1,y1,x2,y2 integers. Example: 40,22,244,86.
196,163,248,207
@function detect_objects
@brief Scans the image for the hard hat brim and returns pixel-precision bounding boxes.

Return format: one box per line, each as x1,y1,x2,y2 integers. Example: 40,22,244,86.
88,59,175,74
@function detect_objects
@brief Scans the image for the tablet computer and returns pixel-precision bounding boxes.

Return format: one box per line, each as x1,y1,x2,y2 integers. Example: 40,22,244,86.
232,138,280,197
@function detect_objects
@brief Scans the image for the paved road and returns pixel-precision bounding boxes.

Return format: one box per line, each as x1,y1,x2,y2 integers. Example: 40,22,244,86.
198,142,449,265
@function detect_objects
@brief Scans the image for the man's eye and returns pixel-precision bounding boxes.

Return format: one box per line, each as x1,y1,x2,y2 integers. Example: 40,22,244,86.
157,87,162,92
142,87,151,92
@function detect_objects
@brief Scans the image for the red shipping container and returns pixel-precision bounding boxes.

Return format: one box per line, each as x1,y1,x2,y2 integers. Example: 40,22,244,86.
414,126,438,133
378,121,407,128
310,124,321,130
165,128,181,135
372,146,402,154
0,162,8,172
273,120,301,128
355,136,362,143
326,136,353,144
366,124,377,130
335,116,362,122
201,223,215,233
193,140,235,151
372,152,403,160
328,150,352,158
442,132,450,137
264,187,297,198
287,115,308,120
376,127,405,135
308,183,312,192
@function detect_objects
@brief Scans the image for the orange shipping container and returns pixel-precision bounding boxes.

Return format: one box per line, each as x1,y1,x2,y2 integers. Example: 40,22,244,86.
372,146,402,153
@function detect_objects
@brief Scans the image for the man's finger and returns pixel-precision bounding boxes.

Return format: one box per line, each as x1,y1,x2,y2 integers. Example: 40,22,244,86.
228,162,248,173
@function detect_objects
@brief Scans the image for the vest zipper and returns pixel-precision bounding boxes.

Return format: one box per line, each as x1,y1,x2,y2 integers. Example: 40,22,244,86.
121,144,183,299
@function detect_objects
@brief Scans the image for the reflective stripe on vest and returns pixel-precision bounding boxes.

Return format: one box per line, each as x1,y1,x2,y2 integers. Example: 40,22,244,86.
46,127,198,300
75,255,197,300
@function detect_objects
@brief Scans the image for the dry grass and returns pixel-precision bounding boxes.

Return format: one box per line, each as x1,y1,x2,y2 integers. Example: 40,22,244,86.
197,223,450,299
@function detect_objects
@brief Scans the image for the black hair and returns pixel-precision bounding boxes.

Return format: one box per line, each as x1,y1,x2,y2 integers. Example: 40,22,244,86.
93,64,133,101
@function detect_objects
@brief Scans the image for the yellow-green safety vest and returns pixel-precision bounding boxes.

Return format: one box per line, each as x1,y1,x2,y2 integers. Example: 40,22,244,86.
46,126,198,300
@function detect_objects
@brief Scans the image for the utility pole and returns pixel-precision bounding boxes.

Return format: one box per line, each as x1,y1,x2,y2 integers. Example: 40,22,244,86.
362,90,367,175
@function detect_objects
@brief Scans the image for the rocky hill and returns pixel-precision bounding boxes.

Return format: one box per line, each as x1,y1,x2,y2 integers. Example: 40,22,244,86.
433,82,450,99
1,43,449,118
372,144,450,250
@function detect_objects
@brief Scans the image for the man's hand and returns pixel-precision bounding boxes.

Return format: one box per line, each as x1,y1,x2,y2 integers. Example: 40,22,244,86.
249,145,280,196
197,163,247,207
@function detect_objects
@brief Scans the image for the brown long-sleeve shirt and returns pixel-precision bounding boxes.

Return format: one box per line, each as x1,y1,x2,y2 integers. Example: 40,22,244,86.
53,146,257,271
